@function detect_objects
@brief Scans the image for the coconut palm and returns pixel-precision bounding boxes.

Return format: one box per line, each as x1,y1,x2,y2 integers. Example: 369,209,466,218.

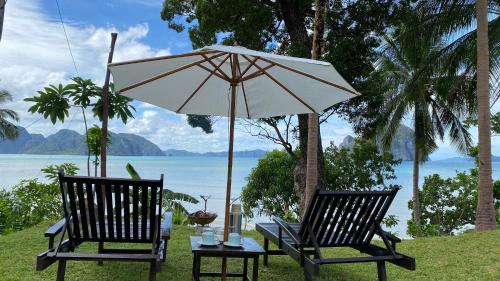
0,90,19,141
419,0,499,230
376,11,473,230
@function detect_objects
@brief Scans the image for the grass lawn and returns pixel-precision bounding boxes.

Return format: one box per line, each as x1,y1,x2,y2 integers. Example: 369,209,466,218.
0,222,499,281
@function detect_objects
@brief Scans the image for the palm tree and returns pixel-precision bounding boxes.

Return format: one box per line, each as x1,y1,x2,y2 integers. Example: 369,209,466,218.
416,0,499,230
376,12,473,230
0,90,19,140
25,78,136,176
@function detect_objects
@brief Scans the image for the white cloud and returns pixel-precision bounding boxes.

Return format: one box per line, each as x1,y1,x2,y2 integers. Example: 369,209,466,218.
0,0,170,136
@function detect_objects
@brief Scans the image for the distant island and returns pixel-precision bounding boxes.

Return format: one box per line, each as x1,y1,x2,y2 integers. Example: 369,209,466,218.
340,125,415,161
0,127,267,157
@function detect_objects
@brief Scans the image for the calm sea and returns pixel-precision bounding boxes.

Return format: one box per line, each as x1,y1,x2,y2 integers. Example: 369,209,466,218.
1,154,499,237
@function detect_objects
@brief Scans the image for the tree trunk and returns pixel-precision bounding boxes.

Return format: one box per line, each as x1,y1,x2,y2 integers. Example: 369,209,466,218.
100,33,118,178
475,0,496,231
82,107,90,176
278,0,327,218
412,140,421,227
0,0,6,42
305,0,327,209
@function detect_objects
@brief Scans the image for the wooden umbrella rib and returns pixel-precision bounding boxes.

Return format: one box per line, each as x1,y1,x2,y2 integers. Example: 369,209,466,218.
196,64,230,82
257,56,359,96
176,54,231,113
235,59,251,118
241,54,317,113
202,53,231,81
109,50,221,67
239,56,259,78
119,52,227,93
241,63,274,81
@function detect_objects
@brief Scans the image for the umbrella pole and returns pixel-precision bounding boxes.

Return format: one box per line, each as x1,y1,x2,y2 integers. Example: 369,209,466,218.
223,82,237,240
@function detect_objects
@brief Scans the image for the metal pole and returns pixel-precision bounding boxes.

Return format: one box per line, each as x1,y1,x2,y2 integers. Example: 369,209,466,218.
100,32,117,177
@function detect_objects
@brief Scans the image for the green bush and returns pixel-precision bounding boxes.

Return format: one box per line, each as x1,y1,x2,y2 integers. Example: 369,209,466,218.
324,138,401,191
241,150,298,220
407,169,496,237
0,163,78,235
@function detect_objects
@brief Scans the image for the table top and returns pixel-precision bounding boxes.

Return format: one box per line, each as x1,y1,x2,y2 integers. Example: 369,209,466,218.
190,236,265,255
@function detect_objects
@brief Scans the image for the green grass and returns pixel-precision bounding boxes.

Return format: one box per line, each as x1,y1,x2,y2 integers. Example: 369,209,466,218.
0,223,499,281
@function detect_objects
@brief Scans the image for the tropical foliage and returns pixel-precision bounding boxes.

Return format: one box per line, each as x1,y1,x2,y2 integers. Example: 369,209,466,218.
0,89,19,140
125,163,198,219
86,125,110,176
324,138,401,191
376,7,474,229
0,163,78,235
24,77,135,176
241,150,298,220
242,142,402,221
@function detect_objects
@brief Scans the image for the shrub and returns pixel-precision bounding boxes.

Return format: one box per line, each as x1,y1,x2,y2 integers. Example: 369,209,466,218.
241,150,298,220
324,138,401,191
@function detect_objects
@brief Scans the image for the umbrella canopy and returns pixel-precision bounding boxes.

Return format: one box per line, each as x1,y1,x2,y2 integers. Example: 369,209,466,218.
109,45,359,119
109,45,359,241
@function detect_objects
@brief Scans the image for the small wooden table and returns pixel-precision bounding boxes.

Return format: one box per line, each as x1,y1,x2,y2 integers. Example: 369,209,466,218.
190,236,265,281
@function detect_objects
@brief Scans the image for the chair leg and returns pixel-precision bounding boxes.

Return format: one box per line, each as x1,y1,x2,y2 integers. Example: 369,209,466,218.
162,239,168,263
149,261,157,281
56,260,66,281
304,268,313,281
263,238,269,266
97,242,104,266
377,261,387,281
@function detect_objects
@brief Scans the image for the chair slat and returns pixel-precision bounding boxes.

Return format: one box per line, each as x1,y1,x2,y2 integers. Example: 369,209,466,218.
132,185,139,239
357,195,386,244
141,185,149,240
114,184,123,239
95,183,107,239
66,181,81,240
105,183,115,240
149,186,157,240
363,193,396,244
345,194,374,244
337,195,365,244
123,183,131,240
323,195,348,244
76,181,89,239
317,195,340,245
330,195,356,244
85,183,98,239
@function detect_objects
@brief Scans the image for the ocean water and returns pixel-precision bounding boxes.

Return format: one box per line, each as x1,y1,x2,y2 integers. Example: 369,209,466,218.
1,154,499,237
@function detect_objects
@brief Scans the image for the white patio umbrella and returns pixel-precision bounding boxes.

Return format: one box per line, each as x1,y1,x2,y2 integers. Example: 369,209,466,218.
109,44,359,240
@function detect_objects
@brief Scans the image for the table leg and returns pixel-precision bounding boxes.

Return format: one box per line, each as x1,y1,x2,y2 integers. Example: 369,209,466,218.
193,253,201,281
252,256,259,281
263,238,269,266
221,256,227,281
243,257,248,281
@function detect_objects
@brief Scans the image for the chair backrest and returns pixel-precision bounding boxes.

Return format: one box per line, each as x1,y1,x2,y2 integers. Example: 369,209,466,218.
299,188,398,247
58,173,164,244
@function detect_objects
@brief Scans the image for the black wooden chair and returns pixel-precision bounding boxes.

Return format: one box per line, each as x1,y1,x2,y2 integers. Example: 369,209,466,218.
256,188,415,281
36,173,172,281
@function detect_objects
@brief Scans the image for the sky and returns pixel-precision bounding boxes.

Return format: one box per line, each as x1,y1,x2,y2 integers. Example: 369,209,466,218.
0,0,498,158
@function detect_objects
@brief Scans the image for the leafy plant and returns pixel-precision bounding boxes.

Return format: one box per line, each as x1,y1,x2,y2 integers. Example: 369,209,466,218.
324,138,401,191
86,125,110,176
40,163,79,183
241,150,298,220
125,163,198,218
0,89,19,140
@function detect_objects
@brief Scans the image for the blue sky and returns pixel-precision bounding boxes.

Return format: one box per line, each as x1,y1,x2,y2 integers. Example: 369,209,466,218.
0,0,498,159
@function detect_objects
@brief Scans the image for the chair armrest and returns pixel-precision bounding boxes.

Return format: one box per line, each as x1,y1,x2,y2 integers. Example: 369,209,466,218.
45,218,66,237
380,230,401,243
272,216,302,245
161,211,173,238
